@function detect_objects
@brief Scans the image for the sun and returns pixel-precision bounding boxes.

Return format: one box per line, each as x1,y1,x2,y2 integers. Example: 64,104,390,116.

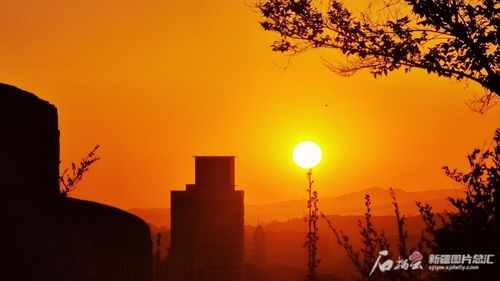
293,141,322,168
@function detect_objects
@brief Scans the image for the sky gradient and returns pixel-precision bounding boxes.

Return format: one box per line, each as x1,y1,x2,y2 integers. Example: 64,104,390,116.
1,0,498,209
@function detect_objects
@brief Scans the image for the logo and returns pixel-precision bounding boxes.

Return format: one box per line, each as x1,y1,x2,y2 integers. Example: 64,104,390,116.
370,250,495,276
369,250,423,276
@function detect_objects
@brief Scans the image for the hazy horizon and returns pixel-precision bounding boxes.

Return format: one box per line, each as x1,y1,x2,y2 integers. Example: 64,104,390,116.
128,186,461,226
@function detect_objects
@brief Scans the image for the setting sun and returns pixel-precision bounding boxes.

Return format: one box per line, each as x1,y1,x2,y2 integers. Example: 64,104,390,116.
293,141,322,168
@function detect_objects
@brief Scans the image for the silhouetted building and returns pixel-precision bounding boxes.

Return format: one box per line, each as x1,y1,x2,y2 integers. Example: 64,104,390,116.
170,156,244,281
252,225,266,267
0,83,152,281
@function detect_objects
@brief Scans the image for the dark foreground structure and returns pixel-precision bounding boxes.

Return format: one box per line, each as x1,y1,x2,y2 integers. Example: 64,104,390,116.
170,156,244,281
0,83,152,281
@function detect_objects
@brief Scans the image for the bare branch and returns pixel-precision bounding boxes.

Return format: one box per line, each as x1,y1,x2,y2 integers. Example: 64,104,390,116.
59,145,100,197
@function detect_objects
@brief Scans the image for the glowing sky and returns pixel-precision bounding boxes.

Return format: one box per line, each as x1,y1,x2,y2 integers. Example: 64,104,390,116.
1,0,498,209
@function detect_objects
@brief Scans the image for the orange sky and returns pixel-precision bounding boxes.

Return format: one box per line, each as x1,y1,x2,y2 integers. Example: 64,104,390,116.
1,0,498,209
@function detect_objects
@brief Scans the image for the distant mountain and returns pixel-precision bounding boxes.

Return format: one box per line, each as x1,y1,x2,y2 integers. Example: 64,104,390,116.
246,187,461,225
127,187,462,227
127,208,170,228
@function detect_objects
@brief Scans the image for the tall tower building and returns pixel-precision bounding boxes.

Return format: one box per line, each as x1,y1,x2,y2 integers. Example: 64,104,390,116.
170,156,244,281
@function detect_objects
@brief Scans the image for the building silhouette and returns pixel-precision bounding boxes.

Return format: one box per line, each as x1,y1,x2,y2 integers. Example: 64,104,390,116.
170,156,244,281
252,225,266,267
0,83,152,281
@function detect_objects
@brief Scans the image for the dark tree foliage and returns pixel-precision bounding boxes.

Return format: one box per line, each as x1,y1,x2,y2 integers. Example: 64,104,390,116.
418,128,499,280
59,145,100,197
258,0,500,100
321,129,499,280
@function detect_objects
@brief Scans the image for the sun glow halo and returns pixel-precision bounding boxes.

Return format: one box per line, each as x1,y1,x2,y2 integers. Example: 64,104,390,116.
293,141,322,168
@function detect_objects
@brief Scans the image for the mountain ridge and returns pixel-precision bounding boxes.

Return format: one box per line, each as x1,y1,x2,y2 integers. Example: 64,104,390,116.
127,186,462,227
